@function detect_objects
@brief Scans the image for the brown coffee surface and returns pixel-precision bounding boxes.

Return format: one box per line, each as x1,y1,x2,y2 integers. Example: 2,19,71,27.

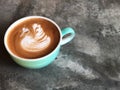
7,18,60,59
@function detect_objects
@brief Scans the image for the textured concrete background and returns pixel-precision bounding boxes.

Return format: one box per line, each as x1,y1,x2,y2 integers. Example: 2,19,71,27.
0,0,120,90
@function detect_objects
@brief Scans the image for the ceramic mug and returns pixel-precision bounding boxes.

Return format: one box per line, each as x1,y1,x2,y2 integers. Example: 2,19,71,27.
4,16,75,69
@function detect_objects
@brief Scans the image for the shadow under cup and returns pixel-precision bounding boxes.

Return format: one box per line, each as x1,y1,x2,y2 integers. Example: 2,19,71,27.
4,16,75,69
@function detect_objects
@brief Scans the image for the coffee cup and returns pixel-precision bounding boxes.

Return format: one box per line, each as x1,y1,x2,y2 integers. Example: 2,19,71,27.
4,16,75,69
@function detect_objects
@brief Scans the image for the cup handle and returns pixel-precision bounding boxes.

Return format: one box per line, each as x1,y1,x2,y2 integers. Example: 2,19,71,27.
60,27,75,45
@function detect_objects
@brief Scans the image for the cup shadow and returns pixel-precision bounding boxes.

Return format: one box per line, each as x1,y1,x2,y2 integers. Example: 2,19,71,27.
0,22,18,67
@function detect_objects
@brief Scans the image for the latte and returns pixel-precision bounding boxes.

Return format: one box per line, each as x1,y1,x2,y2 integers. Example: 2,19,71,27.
7,18,60,59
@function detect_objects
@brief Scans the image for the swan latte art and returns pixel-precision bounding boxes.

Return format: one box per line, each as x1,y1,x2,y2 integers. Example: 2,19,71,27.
7,18,60,59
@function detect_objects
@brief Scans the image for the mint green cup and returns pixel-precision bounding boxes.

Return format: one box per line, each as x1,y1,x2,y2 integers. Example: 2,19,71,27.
4,16,75,69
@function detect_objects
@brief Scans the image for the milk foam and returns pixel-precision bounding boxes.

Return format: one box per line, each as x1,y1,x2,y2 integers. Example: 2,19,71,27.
20,23,50,52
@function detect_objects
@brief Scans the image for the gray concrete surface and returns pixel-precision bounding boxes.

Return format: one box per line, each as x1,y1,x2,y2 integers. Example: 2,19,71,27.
0,0,120,90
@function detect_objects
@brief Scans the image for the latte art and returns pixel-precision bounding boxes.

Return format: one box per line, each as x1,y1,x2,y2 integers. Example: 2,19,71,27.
20,24,51,52
7,18,60,59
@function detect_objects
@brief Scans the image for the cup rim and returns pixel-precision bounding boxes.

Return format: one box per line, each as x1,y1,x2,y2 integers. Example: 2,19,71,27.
4,16,62,61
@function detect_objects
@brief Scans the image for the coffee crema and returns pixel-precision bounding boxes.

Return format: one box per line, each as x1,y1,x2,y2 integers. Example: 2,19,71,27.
7,18,60,59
